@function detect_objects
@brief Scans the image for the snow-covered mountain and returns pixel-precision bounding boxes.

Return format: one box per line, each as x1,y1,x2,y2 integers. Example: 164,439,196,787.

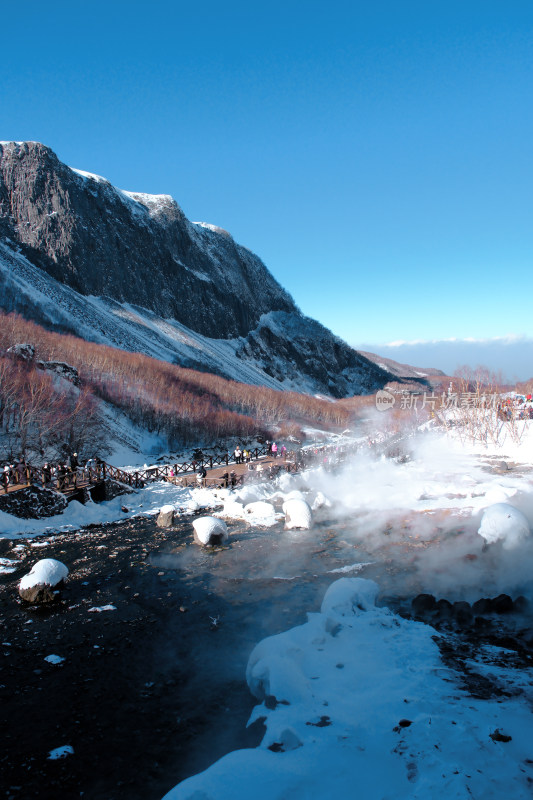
0,141,419,396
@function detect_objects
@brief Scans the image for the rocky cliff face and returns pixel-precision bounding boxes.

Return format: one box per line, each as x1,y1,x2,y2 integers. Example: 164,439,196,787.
0,141,402,396
0,141,296,339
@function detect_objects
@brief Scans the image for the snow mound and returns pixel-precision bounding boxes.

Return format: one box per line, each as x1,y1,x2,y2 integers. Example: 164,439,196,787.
193,516,229,545
235,485,264,505
244,501,277,525
282,498,313,530
311,491,331,510
19,558,68,590
321,576,379,617
478,503,531,549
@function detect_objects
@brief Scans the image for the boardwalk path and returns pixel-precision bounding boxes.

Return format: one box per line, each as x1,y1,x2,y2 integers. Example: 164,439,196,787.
0,433,411,498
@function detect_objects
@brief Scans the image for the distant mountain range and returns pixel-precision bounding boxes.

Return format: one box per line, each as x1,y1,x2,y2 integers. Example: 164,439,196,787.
0,141,443,396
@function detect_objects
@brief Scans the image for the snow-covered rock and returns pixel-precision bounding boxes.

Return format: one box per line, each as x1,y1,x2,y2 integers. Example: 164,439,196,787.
19,558,68,603
7,342,35,361
282,498,313,530
477,503,531,549
311,491,331,510
193,516,229,546
244,501,277,525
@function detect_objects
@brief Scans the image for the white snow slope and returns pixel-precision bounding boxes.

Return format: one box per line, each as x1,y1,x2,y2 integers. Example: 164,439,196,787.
0,240,295,391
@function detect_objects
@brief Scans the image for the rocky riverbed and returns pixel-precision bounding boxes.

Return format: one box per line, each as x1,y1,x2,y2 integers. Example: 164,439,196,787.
1,483,533,800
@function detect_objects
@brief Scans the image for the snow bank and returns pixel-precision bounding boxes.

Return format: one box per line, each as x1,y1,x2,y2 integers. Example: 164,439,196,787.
162,577,533,800
193,516,229,546
478,503,531,549
19,558,68,590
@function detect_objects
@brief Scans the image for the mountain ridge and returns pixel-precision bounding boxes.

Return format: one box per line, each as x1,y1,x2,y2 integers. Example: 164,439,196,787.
0,141,438,396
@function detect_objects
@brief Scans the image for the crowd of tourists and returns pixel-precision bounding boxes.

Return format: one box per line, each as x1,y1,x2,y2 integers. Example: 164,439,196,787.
0,453,103,493
498,394,533,421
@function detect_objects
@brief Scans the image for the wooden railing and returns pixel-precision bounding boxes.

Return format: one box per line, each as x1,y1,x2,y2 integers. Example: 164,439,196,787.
0,432,414,497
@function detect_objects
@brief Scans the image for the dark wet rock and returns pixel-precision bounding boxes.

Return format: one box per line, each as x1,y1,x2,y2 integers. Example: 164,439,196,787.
19,583,60,604
490,729,512,743
0,485,67,519
436,598,453,619
491,594,514,614
514,595,529,613
411,593,437,616
472,598,492,615
306,715,331,727
496,461,509,471
453,601,474,627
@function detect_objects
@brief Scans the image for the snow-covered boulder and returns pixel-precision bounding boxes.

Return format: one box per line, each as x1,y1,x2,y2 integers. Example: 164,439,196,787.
193,516,229,546
19,558,68,603
220,499,245,519
156,505,175,528
311,491,332,510
235,485,263,505
283,498,313,530
478,503,531,549
321,577,379,618
244,501,277,526
7,342,35,361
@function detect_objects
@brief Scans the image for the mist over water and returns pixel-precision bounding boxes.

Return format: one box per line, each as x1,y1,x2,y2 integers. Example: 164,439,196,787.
154,431,533,622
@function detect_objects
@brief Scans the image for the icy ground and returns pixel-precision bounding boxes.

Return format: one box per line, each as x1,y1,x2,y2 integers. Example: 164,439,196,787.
3,427,533,798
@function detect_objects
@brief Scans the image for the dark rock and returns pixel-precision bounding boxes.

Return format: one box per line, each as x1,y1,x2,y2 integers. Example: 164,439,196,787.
435,599,453,619
472,598,492,615
496,461,509,471
7,342,35,361
490,729,512,743
411,593,437,616
491,594,514,614
0,485,67,519
514,595,529,613
453,601,474,627
19,583,59,604
88,479,134,503
36,360,80,387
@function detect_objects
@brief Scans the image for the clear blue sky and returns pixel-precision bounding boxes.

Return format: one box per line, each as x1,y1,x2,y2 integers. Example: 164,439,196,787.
2,0,533,354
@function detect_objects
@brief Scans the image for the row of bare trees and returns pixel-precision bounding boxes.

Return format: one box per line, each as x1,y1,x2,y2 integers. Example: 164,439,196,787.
0,356,108,462
434,365,528,446
0,312,356,448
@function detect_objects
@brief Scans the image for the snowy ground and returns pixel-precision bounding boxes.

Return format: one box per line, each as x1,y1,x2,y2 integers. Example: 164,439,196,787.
3,425,533,799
